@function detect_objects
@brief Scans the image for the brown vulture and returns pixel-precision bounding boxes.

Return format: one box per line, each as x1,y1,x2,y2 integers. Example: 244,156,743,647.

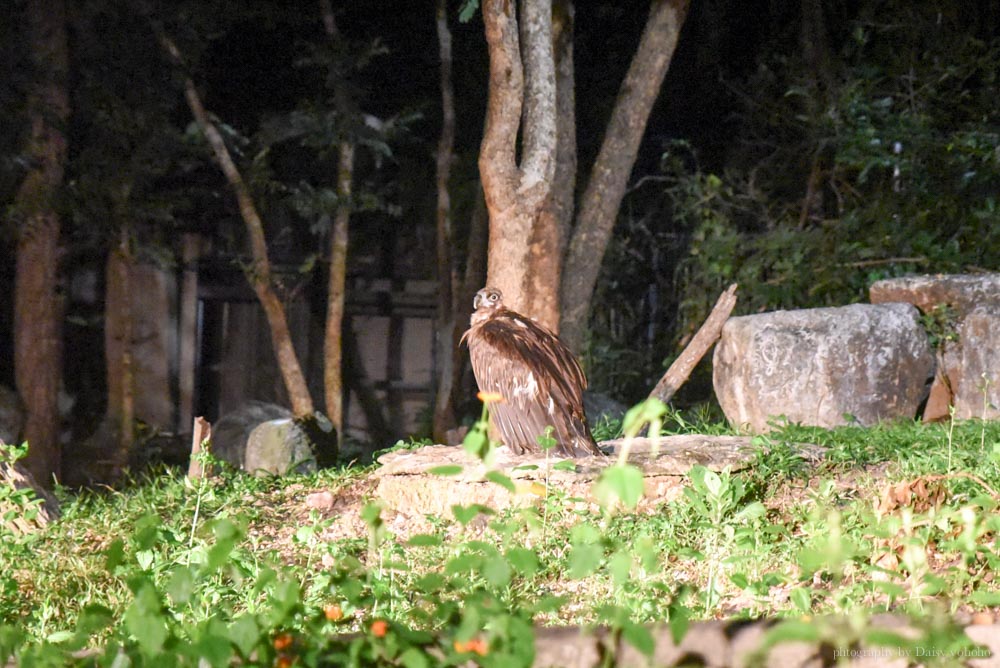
461,287,603,457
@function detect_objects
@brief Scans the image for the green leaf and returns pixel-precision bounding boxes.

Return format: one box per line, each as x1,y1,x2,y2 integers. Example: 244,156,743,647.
790,586,812,613
621,621,654,657
407,533,443,547
104,539,126,574
428,465,463,477
399,647,431,668
458,0,480,23
505,547,539,576
594,464,645,509
568,543,603,578
569,522,602,544
668,601,690,644
481,555,512,587
166,566,195,606
762,620,820,647
124,582,168,656
415,573,445,592
552,460,578,472
970,590,1000,606
484,471,515,492
608,550,632,586
451,504,493,525
228,615,260,658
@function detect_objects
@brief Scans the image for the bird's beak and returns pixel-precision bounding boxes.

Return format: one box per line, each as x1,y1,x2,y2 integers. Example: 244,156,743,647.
473,293,481,310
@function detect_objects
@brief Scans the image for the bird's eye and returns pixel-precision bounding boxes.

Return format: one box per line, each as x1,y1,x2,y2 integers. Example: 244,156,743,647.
490,294,498,301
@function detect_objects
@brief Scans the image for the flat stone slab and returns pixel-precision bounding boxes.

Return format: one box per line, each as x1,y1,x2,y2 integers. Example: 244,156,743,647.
870,273,1000,314
373,437,824,518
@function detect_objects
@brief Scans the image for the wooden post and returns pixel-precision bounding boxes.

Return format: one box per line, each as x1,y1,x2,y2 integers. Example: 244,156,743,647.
188,416,211,479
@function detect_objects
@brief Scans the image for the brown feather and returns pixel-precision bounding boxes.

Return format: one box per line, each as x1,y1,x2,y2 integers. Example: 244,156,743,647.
462,287,603,457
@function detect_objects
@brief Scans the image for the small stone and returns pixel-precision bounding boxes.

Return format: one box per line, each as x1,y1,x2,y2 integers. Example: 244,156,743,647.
305,491,335,511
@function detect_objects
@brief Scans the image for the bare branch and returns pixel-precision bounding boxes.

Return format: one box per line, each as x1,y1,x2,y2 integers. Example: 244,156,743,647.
647,283,738,405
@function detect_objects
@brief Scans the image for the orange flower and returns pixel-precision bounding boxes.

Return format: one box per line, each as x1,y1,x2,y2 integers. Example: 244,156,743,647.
324,604,344,621
370,619,388,637
477,391,505,404
273,633,294,651
453,637,489,656
275,655,295,668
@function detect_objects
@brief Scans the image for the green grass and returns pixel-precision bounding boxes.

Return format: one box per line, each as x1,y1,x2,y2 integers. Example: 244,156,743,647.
2,416,999,666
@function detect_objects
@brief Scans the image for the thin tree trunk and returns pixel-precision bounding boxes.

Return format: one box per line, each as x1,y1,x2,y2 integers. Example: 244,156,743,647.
157,31,315,417
432,0,459,442
319,0,355,454
560,0,689,354
479,0,557,319
104,227,136,465
13,0,70,486
325,140,353,449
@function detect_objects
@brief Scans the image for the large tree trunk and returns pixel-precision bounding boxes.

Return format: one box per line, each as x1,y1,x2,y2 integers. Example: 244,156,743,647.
559,0,690,354
432,0,459,442
157,31,315,417
479,0,558,324
13,0,70,486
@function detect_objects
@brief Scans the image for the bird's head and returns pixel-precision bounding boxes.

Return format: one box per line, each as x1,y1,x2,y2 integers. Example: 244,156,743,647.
473,286,503,312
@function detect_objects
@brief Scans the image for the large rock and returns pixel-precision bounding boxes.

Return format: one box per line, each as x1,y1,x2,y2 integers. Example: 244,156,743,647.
245,418,317,476
211,401,293,469
713,304,933,432
870,273,1000,421
954,307,1000,420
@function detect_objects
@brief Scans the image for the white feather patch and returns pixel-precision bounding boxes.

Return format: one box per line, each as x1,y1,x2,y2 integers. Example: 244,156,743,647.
513,371,539,399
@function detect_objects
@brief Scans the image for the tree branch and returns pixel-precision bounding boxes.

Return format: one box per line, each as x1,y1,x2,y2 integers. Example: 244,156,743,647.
156,29,315,416
560,0,690,354
647,283,737,405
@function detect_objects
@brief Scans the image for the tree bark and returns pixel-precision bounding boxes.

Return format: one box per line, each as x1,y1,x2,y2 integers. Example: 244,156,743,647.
104,227,136,466
324,139,353,449
157,31,315,417
526,0,576,332
432,0,459,442
478,0,558,321
560,0,690,354
13,0,70,486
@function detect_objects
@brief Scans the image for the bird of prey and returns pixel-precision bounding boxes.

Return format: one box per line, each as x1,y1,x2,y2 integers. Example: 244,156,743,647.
461,286,603,457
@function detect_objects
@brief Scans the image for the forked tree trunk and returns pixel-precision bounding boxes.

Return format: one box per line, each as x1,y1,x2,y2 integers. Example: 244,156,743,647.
157,31,315,417
525,0,577,332
479,0,558,324
560,0,690,354
13,0,70,486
